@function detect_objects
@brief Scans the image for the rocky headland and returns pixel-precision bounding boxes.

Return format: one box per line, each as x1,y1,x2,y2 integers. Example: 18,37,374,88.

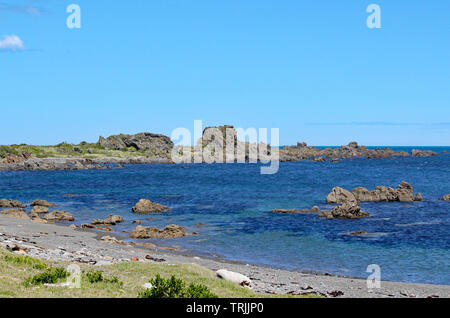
0,128,443,170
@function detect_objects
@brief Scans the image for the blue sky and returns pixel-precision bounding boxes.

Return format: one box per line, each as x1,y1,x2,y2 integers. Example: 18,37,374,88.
0,0,449,146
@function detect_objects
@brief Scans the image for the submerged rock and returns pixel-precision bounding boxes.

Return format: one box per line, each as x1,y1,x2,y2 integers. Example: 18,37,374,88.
31,199,56,207
326,187,357,204
1,208,29,219
43,210,75,221
0,199,26,208
130,224,186,239
272,206,320,214
132,199,170,214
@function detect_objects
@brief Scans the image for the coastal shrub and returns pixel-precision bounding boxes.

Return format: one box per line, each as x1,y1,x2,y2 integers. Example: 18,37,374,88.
138,274,218,298
25,267,68,286
84,270,122,285
0,145,19,158
3,254,47,270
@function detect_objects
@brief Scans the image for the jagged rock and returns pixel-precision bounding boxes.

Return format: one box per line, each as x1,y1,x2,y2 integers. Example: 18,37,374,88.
31,199,56,207
1,208,29,219
319,201,369,219
130,224,186,239
352,182,422,202
439,194,450,201
0,199,26,208
132,199,169,214
43,210,75,221
30,205,49,214
411,149,439,157
98,132,173,157
326,187,357,204
92,214,124,225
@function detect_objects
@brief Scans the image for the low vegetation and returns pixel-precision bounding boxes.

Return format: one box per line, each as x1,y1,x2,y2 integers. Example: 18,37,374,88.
138,274,218,298
0,247,315,298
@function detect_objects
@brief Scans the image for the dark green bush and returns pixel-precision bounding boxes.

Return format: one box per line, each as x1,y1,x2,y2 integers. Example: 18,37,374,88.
138,274,218,298
25,267,68,285
84,270,121,285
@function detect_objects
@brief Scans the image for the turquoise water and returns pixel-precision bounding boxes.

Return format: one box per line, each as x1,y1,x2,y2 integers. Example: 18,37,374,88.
0,149,449,284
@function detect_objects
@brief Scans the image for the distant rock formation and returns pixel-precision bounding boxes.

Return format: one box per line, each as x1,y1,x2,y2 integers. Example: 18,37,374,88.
98,132,173,157
280,141,437,162
352,181,422,202
439,194,450,201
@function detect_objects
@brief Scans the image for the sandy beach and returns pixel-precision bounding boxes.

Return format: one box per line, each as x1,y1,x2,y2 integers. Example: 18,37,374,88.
0,215,448,298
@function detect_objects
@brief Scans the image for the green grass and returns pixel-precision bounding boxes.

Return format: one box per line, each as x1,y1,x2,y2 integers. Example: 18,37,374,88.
0,247,318,298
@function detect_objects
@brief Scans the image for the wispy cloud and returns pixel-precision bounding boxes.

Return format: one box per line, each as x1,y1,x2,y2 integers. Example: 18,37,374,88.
305,122,450,127
0,35,25,51
0,2,42,17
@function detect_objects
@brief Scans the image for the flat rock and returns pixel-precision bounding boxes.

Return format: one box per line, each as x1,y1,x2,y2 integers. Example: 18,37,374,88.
1,208,29,220
43,210,75,222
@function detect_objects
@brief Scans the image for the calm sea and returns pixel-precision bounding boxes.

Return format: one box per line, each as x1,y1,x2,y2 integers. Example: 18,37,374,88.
1,147,449,284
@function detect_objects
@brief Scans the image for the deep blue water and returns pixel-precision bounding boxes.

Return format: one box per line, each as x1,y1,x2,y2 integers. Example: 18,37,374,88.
1,149,449,285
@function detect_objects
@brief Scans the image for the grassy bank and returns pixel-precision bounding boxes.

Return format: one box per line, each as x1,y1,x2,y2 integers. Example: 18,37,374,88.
0,247,313,298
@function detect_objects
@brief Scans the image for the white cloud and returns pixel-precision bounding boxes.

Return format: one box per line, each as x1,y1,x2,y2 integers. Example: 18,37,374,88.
0,35,25,51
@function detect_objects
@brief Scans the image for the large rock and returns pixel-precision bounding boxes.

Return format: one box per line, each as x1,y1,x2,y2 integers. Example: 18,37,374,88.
132,199,170,214
326,187,357,204
130,224,186,239
411,149,439,157
43,210,75,221
98,132,173,157
440,194,450,201
92,214,124,225
352,182,422,202
0,199,26,208
31,199,56,207
30,205,49,214
319,201,369,219
1,208,29,220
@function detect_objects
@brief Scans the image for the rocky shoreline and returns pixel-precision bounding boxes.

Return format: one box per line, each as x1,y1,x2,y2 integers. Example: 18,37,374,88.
0,215,448,298
0,130,444,170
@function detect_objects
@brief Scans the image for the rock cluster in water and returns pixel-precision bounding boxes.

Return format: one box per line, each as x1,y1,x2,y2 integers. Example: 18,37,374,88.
132,199,170,214
0,199,75,223
130,224,186,239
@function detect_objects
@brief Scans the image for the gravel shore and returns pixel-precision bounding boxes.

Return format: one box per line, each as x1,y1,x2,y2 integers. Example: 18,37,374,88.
0,215,448,298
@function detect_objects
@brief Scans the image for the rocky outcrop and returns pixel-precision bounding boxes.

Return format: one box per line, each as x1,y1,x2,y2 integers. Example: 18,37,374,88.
92,214,124,225
31,199,56,207
439,194,450,201
319,201,369,219
130,224,186,239
98,133,173,157
132,199,170,214
352,182,422,202
326,187,357,204
411,149,439,157
1,208,29,219
280,141,438,162
0,199,26,208
42,211,75,222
